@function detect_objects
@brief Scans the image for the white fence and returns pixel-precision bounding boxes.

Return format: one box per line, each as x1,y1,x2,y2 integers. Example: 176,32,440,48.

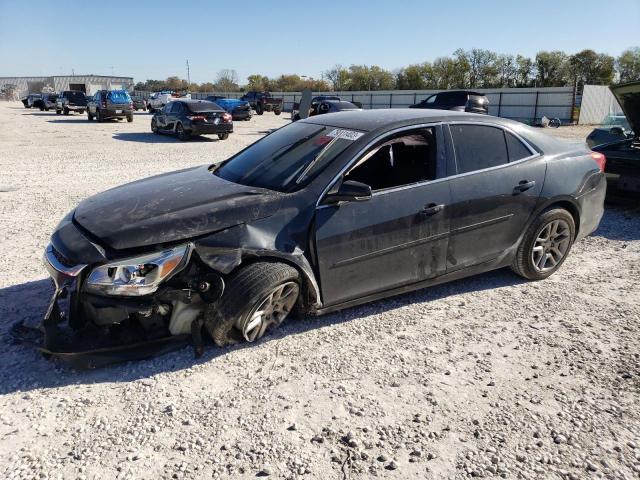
136,86,576,125
578,85,623,125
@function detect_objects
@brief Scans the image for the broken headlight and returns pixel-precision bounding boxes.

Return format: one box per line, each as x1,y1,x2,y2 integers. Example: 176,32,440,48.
85,244,191,297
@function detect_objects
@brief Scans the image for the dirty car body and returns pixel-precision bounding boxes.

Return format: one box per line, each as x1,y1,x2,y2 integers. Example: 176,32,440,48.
24,109,607,367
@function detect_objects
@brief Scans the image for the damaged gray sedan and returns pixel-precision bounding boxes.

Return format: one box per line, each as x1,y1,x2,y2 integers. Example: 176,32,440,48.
17,109,607,368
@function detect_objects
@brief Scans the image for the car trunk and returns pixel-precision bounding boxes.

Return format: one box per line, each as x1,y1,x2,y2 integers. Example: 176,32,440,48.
611,81,640,138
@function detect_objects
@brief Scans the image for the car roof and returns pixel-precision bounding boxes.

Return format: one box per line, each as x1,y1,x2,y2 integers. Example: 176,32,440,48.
300,108,495,131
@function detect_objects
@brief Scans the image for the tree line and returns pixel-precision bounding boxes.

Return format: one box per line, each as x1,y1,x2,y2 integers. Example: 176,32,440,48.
135,47,640,93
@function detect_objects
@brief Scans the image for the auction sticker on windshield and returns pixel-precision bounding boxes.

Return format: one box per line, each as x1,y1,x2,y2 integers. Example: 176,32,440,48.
326,129,364,141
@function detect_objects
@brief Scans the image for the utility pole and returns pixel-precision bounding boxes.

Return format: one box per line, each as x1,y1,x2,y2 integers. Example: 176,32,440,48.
186,60,190,85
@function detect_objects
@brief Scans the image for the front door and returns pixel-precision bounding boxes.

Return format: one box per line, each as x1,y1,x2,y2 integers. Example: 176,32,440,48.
445,123,546,270
314,126,451,306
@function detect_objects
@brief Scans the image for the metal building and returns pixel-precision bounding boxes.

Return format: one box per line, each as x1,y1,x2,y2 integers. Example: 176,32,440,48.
0,75,134,98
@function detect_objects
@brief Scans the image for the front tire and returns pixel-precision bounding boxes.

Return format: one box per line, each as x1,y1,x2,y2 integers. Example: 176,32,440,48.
218,133,229,140
126,114,133,122
205,261,301,346
151,118,159,134
511,208,575,280
97,110,104,122
56,109,61,115
87,111,93,121
63,107,69,115
256,103,264,115
274,109,281,115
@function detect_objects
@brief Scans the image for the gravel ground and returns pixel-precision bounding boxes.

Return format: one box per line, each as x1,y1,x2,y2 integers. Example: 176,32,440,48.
0,105,639,480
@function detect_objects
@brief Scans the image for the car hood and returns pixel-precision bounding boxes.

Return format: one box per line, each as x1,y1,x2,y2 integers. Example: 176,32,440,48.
74,165,282,251
611,81,640,136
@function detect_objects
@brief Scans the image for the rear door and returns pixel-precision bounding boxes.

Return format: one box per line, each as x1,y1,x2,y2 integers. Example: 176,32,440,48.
445,123,546,271
314,125,451,306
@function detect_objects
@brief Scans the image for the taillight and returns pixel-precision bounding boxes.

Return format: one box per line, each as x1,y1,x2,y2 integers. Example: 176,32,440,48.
222,113,232,122
187,115,205,121
590,152,606,172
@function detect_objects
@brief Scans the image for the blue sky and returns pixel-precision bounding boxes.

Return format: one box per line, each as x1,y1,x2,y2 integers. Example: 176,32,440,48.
1,0,638,84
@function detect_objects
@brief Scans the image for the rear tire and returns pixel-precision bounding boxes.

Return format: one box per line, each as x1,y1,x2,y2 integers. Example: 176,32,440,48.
274,109,281,115
176,123,189,141
256,103,264,115
126,114,133,123
39,106,44,111
218,133,229,140
151,118,158,134
204,261,301,346
87,111,93,121
56,109,61,115
97,110,104,123
63,107,69,115
78,109,84,115
511,208,575,280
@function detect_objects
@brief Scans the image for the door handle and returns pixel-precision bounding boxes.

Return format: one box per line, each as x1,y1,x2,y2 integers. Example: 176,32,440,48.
420,203,444,216
514,180,536,193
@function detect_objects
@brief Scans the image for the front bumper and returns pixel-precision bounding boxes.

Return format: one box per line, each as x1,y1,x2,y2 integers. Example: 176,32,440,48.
11,245,194,369
232,110,252,120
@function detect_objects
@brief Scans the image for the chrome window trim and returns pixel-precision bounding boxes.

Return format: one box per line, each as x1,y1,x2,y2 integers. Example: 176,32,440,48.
315,120,544,208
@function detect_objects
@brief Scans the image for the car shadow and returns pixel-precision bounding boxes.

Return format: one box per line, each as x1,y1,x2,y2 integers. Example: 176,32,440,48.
0,266,525,395
593,203,640,241
46,118,92,124
112,132,218,143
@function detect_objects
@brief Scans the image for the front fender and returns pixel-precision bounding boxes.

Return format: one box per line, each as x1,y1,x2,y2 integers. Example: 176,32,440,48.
193,223,321,308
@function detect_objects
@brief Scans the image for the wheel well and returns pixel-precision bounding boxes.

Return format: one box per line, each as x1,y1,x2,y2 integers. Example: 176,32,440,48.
543,200,580,239
228,256,318,310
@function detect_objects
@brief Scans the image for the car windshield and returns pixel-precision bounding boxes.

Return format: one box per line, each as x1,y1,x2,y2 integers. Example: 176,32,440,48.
187,101,221,112
601,115,631,130
214,122,363,192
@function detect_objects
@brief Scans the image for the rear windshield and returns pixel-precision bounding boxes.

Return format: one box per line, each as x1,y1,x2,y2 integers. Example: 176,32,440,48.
214,122,363,192
107,90,132,103
187,101,222,112
65,91,85,102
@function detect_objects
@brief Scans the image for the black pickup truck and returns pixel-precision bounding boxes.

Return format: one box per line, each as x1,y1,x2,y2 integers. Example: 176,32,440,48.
240,91,283,115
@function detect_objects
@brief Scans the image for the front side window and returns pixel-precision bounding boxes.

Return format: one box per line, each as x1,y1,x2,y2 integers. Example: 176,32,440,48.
215,123,361,192
450,124,509,174
344,128,437,191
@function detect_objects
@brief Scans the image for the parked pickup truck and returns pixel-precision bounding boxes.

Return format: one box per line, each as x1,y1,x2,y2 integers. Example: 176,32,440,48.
56,90,87,115
239,91,283,115
147,91,191,113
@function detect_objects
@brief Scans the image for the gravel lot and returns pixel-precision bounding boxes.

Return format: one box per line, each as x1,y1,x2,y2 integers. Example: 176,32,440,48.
0,103,639,480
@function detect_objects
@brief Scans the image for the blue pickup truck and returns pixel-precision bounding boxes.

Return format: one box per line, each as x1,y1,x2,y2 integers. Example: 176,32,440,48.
205,96,252,121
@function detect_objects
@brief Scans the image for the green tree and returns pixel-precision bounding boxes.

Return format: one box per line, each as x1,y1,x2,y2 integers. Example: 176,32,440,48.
246,74,270,91
515,55,534,87
568,49,615,87
616,47,640,83
346,65,395,90
395,63,435,89
324,64,350,91
535,51,569,87
494,54,517,87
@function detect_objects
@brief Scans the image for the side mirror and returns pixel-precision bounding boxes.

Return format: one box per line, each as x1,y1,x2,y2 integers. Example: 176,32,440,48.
609,126,625,136
322,180,372,205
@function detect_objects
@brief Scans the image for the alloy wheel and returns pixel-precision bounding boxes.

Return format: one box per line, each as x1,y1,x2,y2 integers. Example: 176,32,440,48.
531,219,571,273
236,282,299,342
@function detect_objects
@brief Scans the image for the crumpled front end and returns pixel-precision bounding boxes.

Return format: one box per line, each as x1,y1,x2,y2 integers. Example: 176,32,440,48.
13,241,224,369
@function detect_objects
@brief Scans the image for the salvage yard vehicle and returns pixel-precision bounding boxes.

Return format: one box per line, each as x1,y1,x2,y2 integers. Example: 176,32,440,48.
21,94,41,108
35,93,59,111
240,91,283,115
87,90,134,122
56,90,87,115
130,94,147,111
151,100,233,141
205,95,252,120
410,90,489,114
591,81,640,192
586,115,632,148
15,109,606,368
291,97,361,121
147,91,191,113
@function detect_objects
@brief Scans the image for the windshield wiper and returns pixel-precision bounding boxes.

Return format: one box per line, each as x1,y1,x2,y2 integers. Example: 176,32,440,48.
295,134,343,184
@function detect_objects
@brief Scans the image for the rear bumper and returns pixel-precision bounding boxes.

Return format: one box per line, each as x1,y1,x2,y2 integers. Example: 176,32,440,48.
190,123,233,135
232,110,252,120
64,105,86,111
576,172,607,241
102,108,133,118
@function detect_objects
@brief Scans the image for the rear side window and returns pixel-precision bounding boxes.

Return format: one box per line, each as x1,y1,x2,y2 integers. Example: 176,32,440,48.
505,131,532,161
450,125,509,174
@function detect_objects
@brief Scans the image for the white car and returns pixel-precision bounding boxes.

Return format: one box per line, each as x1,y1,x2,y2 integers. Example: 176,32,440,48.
147,92,191,113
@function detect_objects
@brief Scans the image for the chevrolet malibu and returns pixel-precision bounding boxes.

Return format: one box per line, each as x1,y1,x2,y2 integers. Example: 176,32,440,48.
22,109,607,367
